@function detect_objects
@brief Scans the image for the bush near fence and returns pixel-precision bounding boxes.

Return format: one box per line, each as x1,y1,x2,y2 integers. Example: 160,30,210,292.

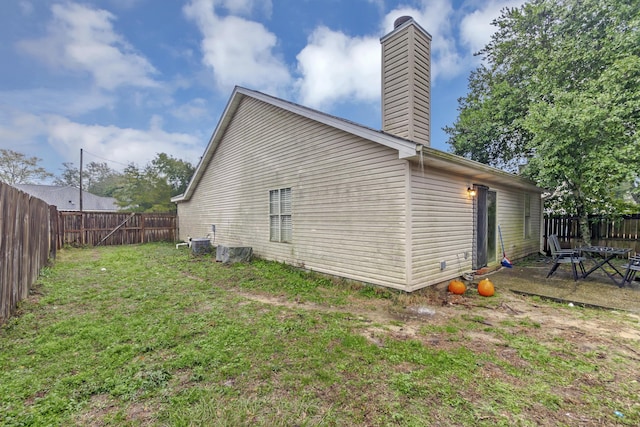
1,183,57,324
545,214,640,254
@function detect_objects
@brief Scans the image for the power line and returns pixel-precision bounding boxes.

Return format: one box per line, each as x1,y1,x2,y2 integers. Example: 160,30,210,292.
81,149,131,168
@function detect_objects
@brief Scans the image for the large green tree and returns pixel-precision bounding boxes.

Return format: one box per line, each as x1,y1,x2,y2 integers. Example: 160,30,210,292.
111,154,195,212
0,149,53,184
446,0,640,243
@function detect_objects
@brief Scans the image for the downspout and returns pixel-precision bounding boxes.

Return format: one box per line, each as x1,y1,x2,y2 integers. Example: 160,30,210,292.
405,159,413,291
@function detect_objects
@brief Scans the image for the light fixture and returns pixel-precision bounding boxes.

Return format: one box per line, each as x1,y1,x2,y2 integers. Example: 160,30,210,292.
467,187,477,197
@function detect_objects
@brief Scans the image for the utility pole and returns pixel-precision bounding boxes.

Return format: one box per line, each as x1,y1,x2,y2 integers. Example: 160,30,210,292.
79,148,84,212
79,148,85,245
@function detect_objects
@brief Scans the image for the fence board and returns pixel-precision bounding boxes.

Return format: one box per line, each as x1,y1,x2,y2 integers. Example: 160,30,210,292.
58,212,176,246
544,215,640,254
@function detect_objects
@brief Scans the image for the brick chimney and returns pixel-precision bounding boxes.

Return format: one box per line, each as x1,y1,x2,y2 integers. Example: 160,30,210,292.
380,16,432,147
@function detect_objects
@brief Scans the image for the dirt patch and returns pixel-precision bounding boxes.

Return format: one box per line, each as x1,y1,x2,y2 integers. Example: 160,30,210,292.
492,262,640,313
74,394,119,427
233,272,640,348
125,401,157,426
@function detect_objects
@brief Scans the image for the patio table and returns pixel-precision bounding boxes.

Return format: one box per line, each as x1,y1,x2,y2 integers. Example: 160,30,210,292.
579,246,632,286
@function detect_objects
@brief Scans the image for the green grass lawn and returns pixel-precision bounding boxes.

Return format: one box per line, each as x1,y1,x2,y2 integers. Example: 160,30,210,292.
1,243,639,426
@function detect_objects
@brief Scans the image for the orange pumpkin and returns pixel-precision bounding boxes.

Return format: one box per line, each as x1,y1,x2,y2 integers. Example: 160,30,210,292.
448,279,466,295
477,278,495,297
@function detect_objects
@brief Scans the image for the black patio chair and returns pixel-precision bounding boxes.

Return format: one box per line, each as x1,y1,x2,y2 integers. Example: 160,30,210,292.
619,255,640,287
546,235,586,281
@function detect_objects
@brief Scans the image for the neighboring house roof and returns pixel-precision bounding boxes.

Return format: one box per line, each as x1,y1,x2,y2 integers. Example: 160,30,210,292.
172,86,541,203
13,184,119,211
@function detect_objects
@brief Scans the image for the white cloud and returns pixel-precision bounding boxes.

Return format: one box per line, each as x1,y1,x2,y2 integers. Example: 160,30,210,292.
295,27,380,109
183,0,290,94
179,0,502,114
44,115,203,169
18,2,158,90
459,0,524,55
293,0,468,109
383,0,465,82
0,110,203,170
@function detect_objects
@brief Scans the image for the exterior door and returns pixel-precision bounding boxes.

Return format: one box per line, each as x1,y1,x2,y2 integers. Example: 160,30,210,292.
475,186,488,269
474,186,497,269
487,191,497,264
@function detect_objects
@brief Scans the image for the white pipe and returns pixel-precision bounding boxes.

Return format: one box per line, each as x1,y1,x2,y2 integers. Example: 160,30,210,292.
176,236,192,249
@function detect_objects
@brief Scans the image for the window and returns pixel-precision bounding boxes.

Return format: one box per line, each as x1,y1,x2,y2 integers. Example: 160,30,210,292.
270,188,292,242
524,193,531,239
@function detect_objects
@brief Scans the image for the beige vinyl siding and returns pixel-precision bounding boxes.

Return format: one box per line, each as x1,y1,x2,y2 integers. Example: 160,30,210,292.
409,31,431,144
407,163,543,290
177,97,410,289
409,165,474,290
381,22,431,147
494,185,542,261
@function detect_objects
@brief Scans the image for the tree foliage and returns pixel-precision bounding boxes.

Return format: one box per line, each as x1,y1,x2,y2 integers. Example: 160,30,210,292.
0,149,53,184
151,153,196,197
112,164,175,212
446,0,640,243
52,153,194,212
55,161,122,197
84,162,122,197
55,162,80,188
111,154,195,212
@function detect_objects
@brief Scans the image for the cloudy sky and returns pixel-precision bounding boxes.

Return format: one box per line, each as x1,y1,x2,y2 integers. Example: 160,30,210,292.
0,0,524,179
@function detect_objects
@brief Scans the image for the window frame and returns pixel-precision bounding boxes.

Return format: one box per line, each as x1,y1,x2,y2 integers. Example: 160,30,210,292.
524,193,531,239
269,188,292,243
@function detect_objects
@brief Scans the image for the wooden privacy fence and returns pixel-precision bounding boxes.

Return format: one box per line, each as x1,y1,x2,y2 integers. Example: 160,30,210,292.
58,211,177,247
1,183,57,324
545,214,640,254
2,181,177,324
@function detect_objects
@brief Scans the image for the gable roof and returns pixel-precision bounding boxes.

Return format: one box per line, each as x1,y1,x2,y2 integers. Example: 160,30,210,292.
173,86,540,202
13,184,119,211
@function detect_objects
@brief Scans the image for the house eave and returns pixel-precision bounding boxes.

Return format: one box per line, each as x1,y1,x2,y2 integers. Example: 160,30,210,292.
410,146,542,192
170,193,184,203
